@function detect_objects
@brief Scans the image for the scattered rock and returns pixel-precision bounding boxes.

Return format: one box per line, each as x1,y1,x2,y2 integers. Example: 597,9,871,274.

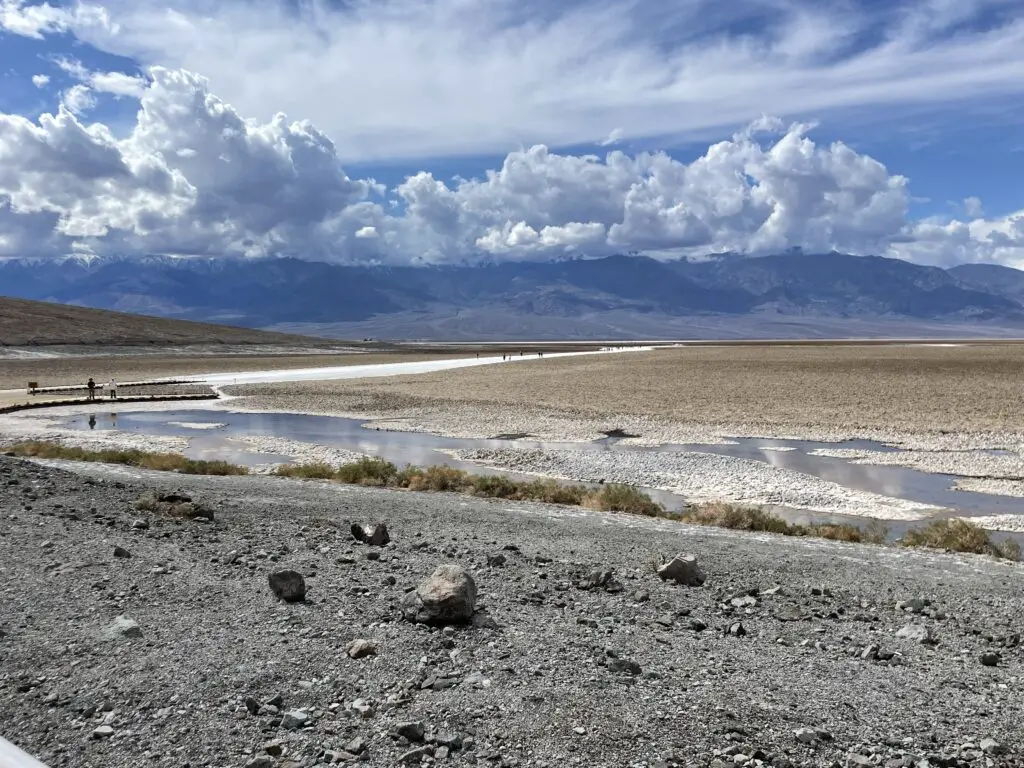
395,721,426,742
102,615,142,641
245,758,275,768
344,736,367,755
281,709,309,730
131,519,150,530
351,522,390,546
981,651,1001,667
264,741,283,756
113,545,131,558
92,725,114,739
268,570,306,602
657,554,706,587
346,638,377,659
607,657,642,675
980,737,1004,755
402,564,477,626
895,623,934,644
728,622,747,637
487,553,507,567
398,746,435,764
351,699,375,718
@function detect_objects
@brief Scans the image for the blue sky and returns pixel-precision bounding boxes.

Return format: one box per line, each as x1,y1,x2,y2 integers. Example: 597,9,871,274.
1,0,1023,266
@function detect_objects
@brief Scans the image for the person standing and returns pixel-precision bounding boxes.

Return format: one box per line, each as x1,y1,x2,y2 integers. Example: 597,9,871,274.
108,379,117,400
86,377,96,401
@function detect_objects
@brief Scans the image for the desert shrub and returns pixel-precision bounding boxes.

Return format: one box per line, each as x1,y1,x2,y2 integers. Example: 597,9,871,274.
134,491,160,512
684,502,888,545
335,457,399,486
588,484,666,517
684,502,796,534
471,474,522,499
403,465,471,492
4,441,246,475
520,478,588,505
1001,537,1022,562
272,462,338,479
899,518,1018,559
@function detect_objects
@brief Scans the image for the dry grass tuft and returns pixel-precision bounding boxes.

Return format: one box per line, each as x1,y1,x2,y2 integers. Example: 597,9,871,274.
683,501,888,545
899,519,1020,560
3,441,247,475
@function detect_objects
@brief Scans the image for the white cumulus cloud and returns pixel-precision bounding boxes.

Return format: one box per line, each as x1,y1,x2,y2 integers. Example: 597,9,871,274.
0,65,1020,268
31,73,49,88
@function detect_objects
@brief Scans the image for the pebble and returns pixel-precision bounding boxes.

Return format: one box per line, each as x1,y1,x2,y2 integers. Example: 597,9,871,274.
347,638,378,659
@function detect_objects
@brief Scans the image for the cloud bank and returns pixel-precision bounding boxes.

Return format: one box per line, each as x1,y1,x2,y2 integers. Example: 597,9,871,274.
0,67,1021,267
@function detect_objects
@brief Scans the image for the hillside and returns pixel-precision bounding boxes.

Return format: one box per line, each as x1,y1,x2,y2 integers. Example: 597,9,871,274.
4,253,1024,340
0,296,340,347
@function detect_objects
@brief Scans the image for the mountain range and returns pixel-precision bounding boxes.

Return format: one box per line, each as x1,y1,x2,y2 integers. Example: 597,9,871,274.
3,252,1024,340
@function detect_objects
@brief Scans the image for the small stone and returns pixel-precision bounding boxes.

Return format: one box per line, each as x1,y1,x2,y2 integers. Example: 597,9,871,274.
435,746,450,760
688,618,708,632
398,746,435,764
607,658,642,675
980,738,1004,755
656,554,706,586
103,615,142,641
655,614,674,628
351,522,390,546
728,622,747,637
245,758,275,768
351,699,375,718
113,546,131,558
264,741,284,756
402,564,476,626
266,693,284,708
980,651,1001,667
897,597,926,614
347,638,377,659
434,733,462,750
131,519,149,530
486,553,507,567
268,570,306,602
344,736,367,754
794,727,819,744
895,624,934,644
633,590,650,603
395,721,426,742
281,710,308,730
92,725,114,739
245,696,261,715
573,727,586,735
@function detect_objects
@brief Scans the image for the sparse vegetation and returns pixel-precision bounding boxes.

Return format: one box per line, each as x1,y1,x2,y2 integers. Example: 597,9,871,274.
588,483,667,517
3,441,248,475
683,501,889,545
898,518,1021,561
272,459,668,517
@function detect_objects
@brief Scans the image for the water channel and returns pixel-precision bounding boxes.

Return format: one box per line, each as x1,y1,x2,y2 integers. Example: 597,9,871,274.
62,408,1024,538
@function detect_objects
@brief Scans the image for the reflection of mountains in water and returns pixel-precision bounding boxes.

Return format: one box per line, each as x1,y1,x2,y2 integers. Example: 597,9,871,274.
5,252,1024,339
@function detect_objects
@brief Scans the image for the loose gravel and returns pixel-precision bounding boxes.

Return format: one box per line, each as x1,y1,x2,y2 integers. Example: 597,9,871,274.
1,457,1023,768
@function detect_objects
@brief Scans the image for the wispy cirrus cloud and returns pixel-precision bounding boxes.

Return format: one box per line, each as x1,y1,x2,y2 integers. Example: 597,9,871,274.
2,0,1023,160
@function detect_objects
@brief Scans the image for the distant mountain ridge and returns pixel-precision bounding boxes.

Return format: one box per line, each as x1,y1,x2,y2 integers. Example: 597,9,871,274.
2,252,1023,339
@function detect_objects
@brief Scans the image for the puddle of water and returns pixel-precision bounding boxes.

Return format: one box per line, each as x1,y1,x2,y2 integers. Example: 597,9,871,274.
62,409,1024,533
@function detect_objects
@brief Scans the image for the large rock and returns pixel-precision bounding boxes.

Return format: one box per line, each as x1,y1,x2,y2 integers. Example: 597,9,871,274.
657,554,706,586
268,570,306,602
895,623,934,644
402,565,477,626
351,522,390,546
103,615,142,641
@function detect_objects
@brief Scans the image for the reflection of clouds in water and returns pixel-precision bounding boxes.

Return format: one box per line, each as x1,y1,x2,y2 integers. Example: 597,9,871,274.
167,421,227,430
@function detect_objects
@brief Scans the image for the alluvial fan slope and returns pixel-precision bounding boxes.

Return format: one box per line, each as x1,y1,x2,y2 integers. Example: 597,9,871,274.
1,456,1022,768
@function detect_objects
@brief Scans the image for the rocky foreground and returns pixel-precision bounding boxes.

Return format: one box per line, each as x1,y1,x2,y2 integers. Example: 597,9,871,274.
1,456,1023,768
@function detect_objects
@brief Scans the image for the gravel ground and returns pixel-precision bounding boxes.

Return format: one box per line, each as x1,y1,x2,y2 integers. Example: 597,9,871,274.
2,456,1023,768
456,448,938,521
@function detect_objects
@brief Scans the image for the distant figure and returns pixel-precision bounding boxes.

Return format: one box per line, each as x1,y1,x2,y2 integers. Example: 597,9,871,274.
476,353,479,359
88,414,96,430
86,377,96,401
108,379,117,400
111,413,118,428
520,351,523,357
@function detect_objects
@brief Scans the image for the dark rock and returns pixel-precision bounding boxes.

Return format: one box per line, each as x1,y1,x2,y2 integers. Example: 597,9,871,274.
657,554,706,586
981,651,1001,667
351,522,390,546
113,546,131,558
398,746,435,764
395,721,426,743
487,553,507,567
607,658,642,675
268,570,306,602
402,564,476,626
245,696,261,715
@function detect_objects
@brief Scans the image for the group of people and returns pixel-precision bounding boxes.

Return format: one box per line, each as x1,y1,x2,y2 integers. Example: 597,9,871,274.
85,377,118,401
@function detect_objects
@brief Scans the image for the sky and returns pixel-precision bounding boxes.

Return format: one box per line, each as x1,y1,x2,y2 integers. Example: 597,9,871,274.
0,0,1023,268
